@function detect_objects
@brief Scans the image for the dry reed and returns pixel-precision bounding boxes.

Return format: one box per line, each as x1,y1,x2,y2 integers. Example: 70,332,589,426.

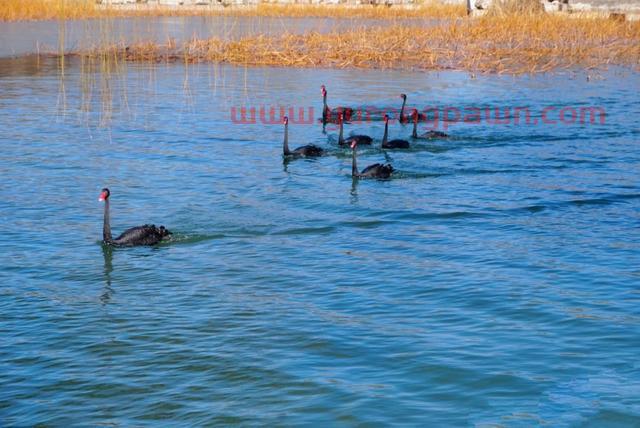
485,0,545,17
250,2,466,19
0,0,465,21
72,15,640,74
0,0,97,21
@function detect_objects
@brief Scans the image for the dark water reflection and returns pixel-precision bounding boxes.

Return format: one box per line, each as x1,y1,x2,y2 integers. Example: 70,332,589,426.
101,244,114,305
0,56,639,426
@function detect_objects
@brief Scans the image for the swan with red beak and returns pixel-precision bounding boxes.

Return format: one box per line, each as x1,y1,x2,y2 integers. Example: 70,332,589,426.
99,188,171,247
283,116,324,158
350,141,393,179
321,84,353,124
411,109,449,140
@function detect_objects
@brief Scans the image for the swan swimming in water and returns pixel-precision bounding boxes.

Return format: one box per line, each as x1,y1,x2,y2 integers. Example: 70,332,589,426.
338,111,372,146
399,94,428,123
321,85,354,124
99,188,171,247
381,115,410,149
410,109,449,139
351,140,394,179
283,116,324,158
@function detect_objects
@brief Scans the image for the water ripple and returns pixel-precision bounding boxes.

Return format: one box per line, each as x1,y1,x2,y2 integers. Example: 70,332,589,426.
0,60,638,426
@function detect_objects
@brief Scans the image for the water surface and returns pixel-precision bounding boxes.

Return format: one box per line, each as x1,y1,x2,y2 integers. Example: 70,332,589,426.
1,57,639,426
0,16,435,58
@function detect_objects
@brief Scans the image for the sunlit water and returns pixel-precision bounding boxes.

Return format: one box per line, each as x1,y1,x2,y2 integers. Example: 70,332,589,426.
1,56,639,426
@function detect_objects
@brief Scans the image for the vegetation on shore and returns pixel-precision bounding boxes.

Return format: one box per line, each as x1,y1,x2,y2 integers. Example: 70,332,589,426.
0,0,96,21
3,1,638,74
0,0,465,21
73,15,640,74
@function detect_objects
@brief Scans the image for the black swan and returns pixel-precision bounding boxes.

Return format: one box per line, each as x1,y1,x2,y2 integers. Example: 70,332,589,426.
399,93,408,123
283,116,324,158
321,85,353,124
411,109,449,139
399,94,427,123
351,141,393,179
382,115,410,149
99,188,171,247
338,111,372,146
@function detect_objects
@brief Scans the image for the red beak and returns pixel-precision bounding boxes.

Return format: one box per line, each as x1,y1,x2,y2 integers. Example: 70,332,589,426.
98,191,107,202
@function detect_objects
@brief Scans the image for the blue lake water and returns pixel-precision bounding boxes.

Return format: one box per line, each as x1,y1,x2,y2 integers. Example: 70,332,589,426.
1,56,639,426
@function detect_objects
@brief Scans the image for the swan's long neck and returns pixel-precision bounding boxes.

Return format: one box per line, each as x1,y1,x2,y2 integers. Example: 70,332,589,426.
412,114,418,138
283,122,291,155
382,120,389,146
400,98,406,122
338,115,344,145
103,199,113,243
322,93,328,124
351,147,359,177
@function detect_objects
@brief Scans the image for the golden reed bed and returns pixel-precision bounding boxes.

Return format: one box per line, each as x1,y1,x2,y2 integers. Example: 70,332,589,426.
72,15,640,74
0,0,465,21
3,1,638,74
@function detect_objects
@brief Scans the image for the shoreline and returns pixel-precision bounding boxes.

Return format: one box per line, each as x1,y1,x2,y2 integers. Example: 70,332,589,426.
62,16,640,74
1,5,638,73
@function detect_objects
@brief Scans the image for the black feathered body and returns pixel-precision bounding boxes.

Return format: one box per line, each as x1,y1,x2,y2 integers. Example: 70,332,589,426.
359,163,394,179
111,224,171,247
383,139,410,149
291,145,324,157
341,135,372,146
324,107,354,124
420,130,449,139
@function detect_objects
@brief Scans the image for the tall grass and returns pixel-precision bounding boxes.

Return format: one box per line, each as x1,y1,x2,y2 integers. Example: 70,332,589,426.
250,2,466,19
74,15,640,73
0,0,98,21
485,0,544,16
0,0,465,21
0,0,466,21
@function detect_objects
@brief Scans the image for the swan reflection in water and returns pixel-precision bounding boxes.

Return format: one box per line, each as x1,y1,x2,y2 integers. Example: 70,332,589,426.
101,243,114,305
350,177,359,203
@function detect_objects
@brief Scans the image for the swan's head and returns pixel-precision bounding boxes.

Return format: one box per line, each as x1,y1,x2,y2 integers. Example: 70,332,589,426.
350,141,357,150
400,93,407,100
321,85,327,96
283,116,289,125
412,109,418,118
98,188,110,202
384,114,389,123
